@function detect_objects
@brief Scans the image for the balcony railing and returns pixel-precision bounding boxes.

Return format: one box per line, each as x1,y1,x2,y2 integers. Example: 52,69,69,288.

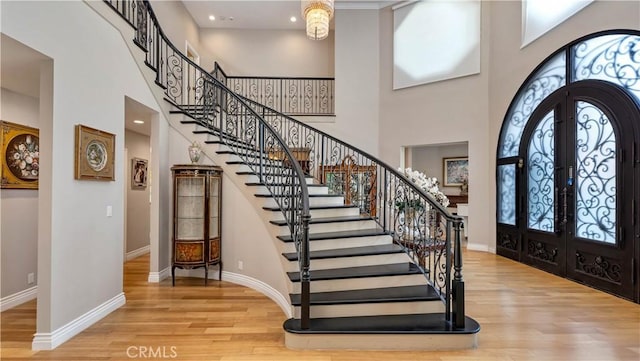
212,63,335,116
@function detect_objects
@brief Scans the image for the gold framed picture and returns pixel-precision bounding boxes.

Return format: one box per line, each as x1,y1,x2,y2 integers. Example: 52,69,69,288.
1,120,39,189
131,157,148,189
74,124,115,181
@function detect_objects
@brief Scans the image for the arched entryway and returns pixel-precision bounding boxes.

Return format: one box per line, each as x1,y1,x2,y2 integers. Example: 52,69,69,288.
496,30,640,303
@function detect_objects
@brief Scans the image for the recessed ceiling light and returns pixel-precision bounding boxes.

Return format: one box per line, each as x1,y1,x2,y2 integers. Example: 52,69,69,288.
290,16,297,22
208,15,215,21
133,120,144,124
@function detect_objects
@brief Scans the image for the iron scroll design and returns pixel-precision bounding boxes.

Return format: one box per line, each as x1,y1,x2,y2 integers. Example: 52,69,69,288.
104,0,466,330
232,85,466,329
575,252,622,284
498,232,518,251
527,241,558,263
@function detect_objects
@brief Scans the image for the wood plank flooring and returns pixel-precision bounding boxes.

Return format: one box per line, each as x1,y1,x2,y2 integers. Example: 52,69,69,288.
1,250,639,360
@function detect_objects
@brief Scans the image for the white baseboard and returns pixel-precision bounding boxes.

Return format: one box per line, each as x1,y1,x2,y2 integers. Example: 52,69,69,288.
222,271,292,318
32,292,125,350
466,242,492,253
126,245,150,261
147,267,170,283
0,286,37,312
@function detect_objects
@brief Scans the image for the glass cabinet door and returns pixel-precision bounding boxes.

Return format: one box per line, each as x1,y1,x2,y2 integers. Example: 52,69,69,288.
176,176,205,240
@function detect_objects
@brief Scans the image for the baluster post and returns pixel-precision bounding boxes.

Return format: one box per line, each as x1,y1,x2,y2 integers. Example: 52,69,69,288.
452,217,465,329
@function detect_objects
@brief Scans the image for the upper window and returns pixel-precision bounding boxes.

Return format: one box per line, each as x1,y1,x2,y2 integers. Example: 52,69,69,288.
522,0,594,48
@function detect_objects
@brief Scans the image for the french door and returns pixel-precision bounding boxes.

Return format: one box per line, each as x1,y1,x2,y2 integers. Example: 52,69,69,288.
510,81,638,300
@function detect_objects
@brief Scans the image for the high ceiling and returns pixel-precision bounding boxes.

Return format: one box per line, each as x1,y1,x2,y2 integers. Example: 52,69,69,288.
181,0,397,30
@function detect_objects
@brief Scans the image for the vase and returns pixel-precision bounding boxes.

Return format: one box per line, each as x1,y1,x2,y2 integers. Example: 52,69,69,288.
188,145,201,164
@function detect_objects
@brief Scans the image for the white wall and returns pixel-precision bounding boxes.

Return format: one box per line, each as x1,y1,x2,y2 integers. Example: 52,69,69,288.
199,28,334,76
0,88,39,299
378,3,491,250
0,0,170,345
125,130,150,254
150,0,208,65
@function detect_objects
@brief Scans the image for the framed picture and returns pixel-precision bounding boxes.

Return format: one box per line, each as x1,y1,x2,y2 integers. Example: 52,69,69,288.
131,158,148,189
74,124,115,181
1,120,39,189
443,157,468,186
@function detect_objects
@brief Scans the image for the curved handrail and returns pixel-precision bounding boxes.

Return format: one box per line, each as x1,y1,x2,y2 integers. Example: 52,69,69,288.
103,0,312,328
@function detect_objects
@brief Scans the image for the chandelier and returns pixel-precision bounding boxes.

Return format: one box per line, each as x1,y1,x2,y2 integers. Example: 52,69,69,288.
302,0,334,40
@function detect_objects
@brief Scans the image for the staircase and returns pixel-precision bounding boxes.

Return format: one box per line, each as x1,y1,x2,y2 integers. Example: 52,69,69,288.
101,0,479,350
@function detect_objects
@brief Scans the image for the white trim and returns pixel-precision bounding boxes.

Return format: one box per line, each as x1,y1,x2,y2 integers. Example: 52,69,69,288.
147,266,170,283
32,292,125,350
0,286,37,312
336,1,394,10
222,271,292,318
466,242,491,253
125,245,150,261
391,0,418,11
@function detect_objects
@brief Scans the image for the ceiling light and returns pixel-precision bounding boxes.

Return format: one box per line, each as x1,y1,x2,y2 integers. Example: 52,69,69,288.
133,120,144,124
302,0,334,41
290,16,297,22
208,15,215,21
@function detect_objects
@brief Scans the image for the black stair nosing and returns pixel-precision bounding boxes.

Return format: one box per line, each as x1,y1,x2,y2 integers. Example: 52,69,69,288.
206,140,257,152
263,204,359,212
236,171,314,180
277,228,390,243
256,193,342,199
282,243,403,262
283,313,480,335
227,160,291,169
288,284,440,306
271,215,374,227
287,262,421,282
246,182,325,188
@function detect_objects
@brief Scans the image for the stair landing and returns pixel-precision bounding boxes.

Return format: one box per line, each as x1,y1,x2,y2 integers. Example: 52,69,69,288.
284,313,480,350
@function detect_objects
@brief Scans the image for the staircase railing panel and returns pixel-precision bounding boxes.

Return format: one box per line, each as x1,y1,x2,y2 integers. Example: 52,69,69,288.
102,0,312,329
234,88,467,328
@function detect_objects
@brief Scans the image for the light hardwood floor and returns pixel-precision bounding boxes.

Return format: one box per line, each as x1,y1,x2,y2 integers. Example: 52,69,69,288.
2,250,639,361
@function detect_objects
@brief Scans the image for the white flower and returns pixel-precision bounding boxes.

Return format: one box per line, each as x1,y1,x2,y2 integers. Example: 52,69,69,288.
398,168,449,208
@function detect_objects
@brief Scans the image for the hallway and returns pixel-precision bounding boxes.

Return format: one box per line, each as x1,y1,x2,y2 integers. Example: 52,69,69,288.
1,250,639,360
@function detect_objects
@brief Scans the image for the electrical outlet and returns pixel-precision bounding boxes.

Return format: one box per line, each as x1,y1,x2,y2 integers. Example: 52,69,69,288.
27,273,35,284
238,260,244,270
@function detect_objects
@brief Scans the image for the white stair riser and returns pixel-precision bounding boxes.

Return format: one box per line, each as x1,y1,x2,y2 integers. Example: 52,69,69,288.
274,220,378,236
253,185,328,196
262,196,344,208
289,274,426,293
285,253,411,272
293,300,445,318
285,333,478,351
281,235,394,253
269,206,360,221
233,163,294,174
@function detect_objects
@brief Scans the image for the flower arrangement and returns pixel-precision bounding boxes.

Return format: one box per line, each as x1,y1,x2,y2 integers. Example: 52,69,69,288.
7,134,39,179
398,168,449,208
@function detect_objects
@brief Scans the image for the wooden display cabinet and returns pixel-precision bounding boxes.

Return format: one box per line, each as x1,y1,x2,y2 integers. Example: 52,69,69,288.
171,164,222,286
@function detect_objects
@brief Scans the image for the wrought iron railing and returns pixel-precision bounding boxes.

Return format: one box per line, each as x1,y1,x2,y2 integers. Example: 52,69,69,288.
212,62,335,116
103,0,313,328
104,0,466,329
232,86,467,328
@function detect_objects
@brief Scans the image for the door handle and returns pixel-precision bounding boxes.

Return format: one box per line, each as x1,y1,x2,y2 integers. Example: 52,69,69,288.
561,187,568,226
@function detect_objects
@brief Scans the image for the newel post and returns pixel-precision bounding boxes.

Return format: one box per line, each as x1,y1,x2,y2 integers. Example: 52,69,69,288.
452,217,466,329
300,212,311,330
